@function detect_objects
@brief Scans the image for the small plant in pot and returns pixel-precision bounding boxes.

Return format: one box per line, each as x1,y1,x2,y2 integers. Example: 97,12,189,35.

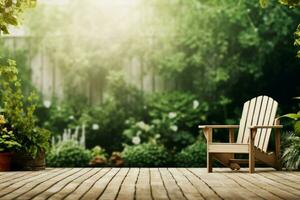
0,115,21,171
0,60,51,170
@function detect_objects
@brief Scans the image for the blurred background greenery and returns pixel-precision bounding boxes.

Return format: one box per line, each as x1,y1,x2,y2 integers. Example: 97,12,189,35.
0,0,300,168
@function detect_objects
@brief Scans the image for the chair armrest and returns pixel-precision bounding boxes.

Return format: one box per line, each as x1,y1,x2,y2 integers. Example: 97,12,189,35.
249,125,283,129
198,125,239,129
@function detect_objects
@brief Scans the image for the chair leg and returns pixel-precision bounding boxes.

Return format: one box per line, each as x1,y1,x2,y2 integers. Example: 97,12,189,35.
275,127,282,171
207,153,212,173
249,150,255,173
249,128,256,173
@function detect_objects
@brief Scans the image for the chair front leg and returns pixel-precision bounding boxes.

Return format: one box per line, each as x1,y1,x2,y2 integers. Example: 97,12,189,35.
249,128,257,173
204,128,213,172
275,127,282,171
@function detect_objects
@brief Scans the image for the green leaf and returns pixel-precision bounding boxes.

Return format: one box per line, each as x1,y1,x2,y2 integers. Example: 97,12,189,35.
259,0,268,8
4,15,18,26
282,113,300,120
0,25,9,34
294,121,300,134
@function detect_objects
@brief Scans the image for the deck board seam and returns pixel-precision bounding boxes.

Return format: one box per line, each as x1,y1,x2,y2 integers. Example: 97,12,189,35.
235,173,285,200
157,168,171,200
148,168,154,200
0,169,58,189
187,168,224,200
166,168,189,200
0,171,35,182
253,173,300,196
11,168,69,199
29,168,86,200
0,168,64,198
78,168,112,200
177,168,206,200
269,172,300,184
114,168,131,200
133,168,140,200
46,168,96,199
54,168,102,200
222,173,267,200
94,168,121,200
27,168,81,200
259,173,300,190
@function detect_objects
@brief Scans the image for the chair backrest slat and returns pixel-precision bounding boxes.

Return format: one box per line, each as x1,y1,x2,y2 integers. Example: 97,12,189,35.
237,96,278,152
236,101,250,143
237,97,257,144
261,101,278,151
254,97,269,146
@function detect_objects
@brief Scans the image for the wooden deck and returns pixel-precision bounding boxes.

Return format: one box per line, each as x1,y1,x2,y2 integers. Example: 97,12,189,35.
0,168,299,200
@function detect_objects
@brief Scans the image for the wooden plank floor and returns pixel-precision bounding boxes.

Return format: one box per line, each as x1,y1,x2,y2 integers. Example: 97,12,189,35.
0,168,299,200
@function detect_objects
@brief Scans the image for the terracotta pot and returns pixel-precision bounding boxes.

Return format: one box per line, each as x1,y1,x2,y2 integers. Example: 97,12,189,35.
0,152,13,171
11,150,46,171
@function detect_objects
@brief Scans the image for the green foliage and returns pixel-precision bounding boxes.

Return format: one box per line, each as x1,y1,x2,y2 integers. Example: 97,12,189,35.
123,92,207,151
149,0,300,122
46,140,91,167
122,143,169,167
0,59,50,158
282,134,300,169
0,41,33,94
89,146,108,166
281,97,300,169
280,0,300,7
36,100,80,136
175,140,207,167
0,115,21,152
90,146,107,158
77,73,145,153
282,97,300,134
0,0,36,34
79,100,128,153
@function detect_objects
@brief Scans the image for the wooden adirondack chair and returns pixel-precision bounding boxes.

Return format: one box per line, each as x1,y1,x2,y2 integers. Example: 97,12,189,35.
199,96,283,173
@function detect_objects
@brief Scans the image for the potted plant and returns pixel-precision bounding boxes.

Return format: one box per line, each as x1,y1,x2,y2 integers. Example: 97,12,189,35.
0,115,21,171
0,60,51,170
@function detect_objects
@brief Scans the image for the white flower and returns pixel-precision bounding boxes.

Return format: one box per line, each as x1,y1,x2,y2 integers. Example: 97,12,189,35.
193,100,199,109
132,136,141,145
136,121,150,132
155,134,161,139
92,123,99,130
69,115,75,120
43,100,52,108
168,112,177,119
170,125,178,132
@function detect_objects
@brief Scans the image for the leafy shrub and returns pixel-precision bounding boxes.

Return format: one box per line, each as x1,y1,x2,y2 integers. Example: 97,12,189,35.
175,140,207,167
79,100,128,153
89,146,108,167
282,97,300,169
0,115,21,152
36,98,85,137
282,134,300,170
46,140,91,167
122,143,170,167
123,92,207,152
0,60,50,158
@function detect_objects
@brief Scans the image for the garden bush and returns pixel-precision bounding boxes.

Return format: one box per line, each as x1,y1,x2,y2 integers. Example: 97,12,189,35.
122,143,170,167
282,97,300,169
123,92,207,152
282,133,300,170
89,146,108,167
175,140,207,167
79,100,128,153
46,140,91,167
